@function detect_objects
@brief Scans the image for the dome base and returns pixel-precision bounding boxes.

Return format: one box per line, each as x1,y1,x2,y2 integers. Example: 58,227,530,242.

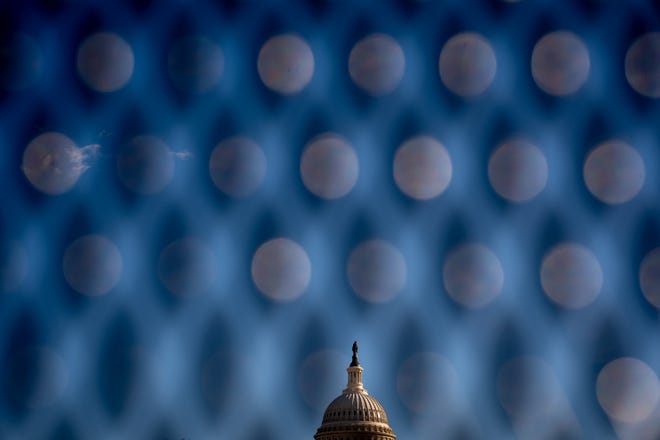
315,421,396,440
314,428,396,440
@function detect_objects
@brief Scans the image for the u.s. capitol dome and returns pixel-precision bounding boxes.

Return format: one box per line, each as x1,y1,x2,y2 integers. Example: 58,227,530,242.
314,343,396,440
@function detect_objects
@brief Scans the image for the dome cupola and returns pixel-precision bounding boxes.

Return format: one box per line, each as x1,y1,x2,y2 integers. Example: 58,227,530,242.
314,342,396,440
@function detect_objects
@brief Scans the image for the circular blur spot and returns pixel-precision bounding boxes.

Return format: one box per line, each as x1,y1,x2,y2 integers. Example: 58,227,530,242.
117,135,175,195
439,32,497,97
597,357,659,424
209,136,266,197
497,356,561,418
251,238,311,301
583,140,645,205
393,135,452,200
443,244,504,308
63,234,122,296
257,34,314,95
7,347,67,409
0,33,42,91
531,31,590,96
348,33,405,96
300,133,359,199
639,248,660,310
540,243,602,308
625,33,660,98
22,132,92,195
158,238,216,297
76,32,134,92
488,138,548,202
0,240,28,293
347,239,406,303
168,36,223,94
299,350,347,410
397,352,458,414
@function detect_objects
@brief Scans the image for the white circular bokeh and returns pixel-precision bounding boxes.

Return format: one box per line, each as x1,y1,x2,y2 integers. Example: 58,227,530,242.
443,244,504,308
158,238,216,296
76,32,134,92
168,35,224,94
639,248,660,310
22,132,92,195
540,243,602,309
531,31,590,96
488,138,548,203
348,33,405,96
251,238,311,301
397,352,459,414
597,357,660,424
347,239,407,303
62,234,122,296
497,356,562,419
299,350,347,410
0,33,42,91
625,32,660,98
257,34,314,95
439,32,497,97
393,135,452,200
583,140,645,205
300,133,359,200
117,135,175,195
209,136,267,197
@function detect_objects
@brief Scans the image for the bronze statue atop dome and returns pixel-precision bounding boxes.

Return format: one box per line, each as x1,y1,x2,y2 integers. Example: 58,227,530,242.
351,341,359,366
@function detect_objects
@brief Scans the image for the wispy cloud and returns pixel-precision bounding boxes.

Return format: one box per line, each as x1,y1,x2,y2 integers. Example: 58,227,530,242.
172,150,193,160
71,144,101,174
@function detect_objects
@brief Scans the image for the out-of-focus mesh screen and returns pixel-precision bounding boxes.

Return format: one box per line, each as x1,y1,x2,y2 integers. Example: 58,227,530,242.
2,0,660,438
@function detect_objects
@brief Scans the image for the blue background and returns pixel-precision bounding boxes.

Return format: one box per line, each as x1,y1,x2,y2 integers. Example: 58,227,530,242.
1,0,660,438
